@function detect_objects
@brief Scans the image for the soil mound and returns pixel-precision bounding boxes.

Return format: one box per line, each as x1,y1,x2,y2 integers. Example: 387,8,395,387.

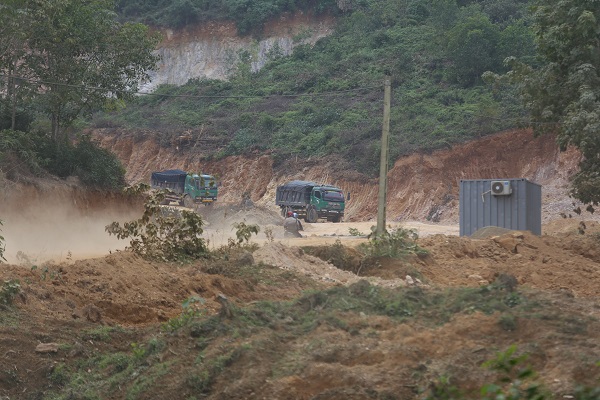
469,226,514,239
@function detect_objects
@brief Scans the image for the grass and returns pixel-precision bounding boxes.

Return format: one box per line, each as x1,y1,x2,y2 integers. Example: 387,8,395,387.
38,274,600,399
126,361,172,399
0,308,20,328
185,346,249,395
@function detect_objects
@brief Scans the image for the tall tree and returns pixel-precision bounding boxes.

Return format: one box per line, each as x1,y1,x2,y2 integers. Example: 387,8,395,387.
24,0,161,141
0,0,32,130
503,0,600,204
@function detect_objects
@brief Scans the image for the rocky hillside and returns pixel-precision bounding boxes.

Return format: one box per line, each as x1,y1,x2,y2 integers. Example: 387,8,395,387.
141,13,334,92
91,128,583,224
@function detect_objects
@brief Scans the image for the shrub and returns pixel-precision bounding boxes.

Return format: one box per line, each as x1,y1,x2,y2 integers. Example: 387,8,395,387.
0,280,21,308
0,129,41,172
162,296,205,333
106,184,208,261
348,227,365,236
72,136,126,190
358,226,427,259
232,221,260,244
480,345,547,399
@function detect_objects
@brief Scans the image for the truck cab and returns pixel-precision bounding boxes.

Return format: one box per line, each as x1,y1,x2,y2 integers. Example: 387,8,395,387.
186,174,218,205
309,186,346,222
275,180,349,223
151,169,218,207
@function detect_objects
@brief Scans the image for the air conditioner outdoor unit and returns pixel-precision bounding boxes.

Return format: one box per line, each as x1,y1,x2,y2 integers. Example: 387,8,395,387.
491,180,512,196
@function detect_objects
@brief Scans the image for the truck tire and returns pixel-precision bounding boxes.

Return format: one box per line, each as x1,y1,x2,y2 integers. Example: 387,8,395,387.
331,215,341,223
306,206,318,223
183,195,194,208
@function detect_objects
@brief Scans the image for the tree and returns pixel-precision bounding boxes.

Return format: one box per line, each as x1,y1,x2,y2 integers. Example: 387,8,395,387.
446,13,501,86
22,0,161,141
0,0,34,131
503,0,600,204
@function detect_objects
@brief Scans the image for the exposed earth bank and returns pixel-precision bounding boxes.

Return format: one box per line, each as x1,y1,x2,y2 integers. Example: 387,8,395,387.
90,128,584,224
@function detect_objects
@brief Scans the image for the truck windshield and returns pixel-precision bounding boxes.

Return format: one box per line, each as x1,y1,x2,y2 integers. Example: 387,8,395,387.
323,190,344,202
194,176,215,189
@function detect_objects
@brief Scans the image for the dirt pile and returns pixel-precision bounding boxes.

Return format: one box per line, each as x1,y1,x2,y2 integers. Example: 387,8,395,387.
413,219,600,297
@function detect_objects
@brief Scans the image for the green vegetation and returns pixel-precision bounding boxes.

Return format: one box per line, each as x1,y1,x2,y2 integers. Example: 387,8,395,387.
0,0,160,141
232,221,260,244
105,184,209,261
0,0,158,189
116,0,340,33
492,0,600,204
348,227,366,236
427,345,547,399
162,297,205,333
303,229,426,275
40,278,600,398
97,0,534,175
0,129,125,190
0,279,21,309
359,226,427,258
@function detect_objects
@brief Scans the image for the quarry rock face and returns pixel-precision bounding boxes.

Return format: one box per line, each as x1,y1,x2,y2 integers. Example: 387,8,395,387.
140,14,335,92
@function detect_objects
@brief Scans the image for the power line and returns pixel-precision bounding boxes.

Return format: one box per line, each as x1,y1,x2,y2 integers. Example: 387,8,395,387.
0,73,380,99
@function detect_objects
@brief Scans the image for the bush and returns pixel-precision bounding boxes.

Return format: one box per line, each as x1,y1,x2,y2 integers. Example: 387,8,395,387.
0,129,42,172
106,184,209,261
232,221,260,244
72,136,126,190
39,135,126,190
0,280,21,308
358,226,427,259
0,130,125,190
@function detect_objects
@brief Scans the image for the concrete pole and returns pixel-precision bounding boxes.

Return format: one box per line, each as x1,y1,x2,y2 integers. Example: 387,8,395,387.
376,77,391,236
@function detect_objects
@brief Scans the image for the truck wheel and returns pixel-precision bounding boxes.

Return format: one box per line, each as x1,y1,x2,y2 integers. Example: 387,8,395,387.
331,215,341,223
306,206,318,223
183,195,194,208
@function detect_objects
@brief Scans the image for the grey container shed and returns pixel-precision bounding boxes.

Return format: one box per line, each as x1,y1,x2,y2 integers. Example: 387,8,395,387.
459,178,542,236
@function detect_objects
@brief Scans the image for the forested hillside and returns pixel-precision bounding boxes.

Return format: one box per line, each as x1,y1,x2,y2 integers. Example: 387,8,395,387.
95,0,535,175
115,0,341,33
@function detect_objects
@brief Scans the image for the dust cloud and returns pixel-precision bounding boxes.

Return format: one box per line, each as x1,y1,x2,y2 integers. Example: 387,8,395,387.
1,200,140,264
1,197,460,265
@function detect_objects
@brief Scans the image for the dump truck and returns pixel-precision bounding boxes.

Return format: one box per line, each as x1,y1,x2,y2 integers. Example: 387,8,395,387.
150,169,218,207
275,180,349,223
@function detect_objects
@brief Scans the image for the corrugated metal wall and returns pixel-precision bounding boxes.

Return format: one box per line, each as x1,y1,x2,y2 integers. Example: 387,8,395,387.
459,178,541,236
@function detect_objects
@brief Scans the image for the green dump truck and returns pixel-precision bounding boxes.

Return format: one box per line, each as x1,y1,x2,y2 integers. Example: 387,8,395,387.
276,180,349,223
151,169,218,208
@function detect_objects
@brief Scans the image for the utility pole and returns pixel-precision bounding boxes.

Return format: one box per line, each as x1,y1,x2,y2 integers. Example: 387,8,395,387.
376,77,391,237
